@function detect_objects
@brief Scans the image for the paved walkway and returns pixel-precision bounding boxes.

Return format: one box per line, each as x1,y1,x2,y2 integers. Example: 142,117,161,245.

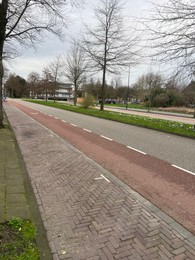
4,102,195,259
0,111,52,259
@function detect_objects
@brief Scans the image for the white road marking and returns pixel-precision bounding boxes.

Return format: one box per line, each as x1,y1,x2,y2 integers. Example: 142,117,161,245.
71,124,77,127
95,177,103,180
127,146,147,155
54,117,59,120
83,128,92,133
101,174,110,183
95,174,110,183
49,115,53,117
62,120,67,123
30,112,39,115
172,165,195,176
100,135,113,141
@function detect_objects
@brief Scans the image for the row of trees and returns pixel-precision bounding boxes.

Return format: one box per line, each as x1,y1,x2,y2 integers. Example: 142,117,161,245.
83,73,193,109
4,71,194,109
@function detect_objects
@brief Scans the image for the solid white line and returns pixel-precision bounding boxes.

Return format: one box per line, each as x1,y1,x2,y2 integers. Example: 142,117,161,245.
172,165,195,176
62,120,67,123
127,146,147,155
71,123,77,127
83,128,92,133
100,135,113,141
101,174,110,183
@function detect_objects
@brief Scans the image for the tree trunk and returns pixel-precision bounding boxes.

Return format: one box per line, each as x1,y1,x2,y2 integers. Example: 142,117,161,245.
45,89,48,102
0,1,8,128
100,67,106,111
100,34,108,112
74,82,77,106
0,60,3,128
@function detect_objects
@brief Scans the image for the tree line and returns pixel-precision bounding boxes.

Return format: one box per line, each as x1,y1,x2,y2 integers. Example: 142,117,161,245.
4,71,194,110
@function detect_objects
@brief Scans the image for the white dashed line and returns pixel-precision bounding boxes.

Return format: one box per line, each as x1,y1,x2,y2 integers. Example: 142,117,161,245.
172,165,195,176
71,123,77,127
62,120,67,123
49,115,53,117
100,135,113,141
54,117,59,120
127,146,147,155
83,128,92,133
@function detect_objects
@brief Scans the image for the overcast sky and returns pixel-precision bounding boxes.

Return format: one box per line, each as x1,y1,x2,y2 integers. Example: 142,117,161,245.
6,0,164,85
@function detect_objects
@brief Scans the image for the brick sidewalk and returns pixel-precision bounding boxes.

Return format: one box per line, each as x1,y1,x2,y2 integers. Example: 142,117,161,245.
4,103,195,259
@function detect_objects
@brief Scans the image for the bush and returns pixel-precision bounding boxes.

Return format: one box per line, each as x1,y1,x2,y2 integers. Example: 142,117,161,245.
81,94,95,108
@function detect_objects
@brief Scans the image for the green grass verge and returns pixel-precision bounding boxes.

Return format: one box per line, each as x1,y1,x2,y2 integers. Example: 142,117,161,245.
24,99,195,138
0,217,39,260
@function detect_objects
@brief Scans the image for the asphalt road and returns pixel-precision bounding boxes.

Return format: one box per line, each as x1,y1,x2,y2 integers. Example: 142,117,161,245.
10,99,195,173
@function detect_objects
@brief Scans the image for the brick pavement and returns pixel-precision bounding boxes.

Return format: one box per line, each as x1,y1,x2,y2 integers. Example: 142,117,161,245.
4,103,195,259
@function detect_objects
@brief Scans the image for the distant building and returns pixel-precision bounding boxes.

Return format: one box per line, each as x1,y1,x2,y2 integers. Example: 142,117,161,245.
48,82,74,101
31,82,74,101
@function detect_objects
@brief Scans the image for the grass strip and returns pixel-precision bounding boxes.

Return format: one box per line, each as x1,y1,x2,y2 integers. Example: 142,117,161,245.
0,217,39,260
24,99,195,138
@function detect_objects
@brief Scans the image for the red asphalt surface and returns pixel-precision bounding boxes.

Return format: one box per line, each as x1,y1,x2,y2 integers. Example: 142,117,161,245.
10,100,195,234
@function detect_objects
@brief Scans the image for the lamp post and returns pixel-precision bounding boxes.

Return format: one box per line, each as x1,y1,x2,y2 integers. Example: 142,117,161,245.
125,64,130,110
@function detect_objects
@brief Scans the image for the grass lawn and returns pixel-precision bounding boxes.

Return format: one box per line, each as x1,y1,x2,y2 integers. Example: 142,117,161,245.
24,99,195,139
0,217,39,260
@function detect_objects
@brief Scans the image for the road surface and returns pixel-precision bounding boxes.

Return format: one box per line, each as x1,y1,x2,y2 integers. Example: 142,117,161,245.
6,99,195,233
9,99,195,173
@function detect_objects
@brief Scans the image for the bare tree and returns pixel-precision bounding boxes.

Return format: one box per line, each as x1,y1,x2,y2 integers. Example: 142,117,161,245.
41,67,53,102
45,55,64,102
133,72,163,111
82,0,140,111
27,72,40,99
144,0,195,79
65,42,88,106
0,0,82,128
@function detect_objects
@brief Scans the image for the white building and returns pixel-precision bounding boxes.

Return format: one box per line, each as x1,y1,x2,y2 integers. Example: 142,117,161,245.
51,83,74,101
34,82,74,101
